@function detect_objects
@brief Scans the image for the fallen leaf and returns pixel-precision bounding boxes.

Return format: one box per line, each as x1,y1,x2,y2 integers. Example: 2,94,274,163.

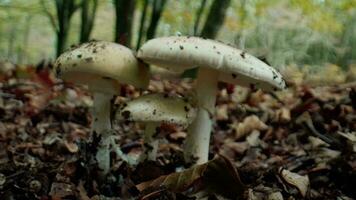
279,168,309,197
246,130,261,147
137,155,245,199
268,191,284,200
49,182,76,199
273,107,291,123
232,115,268,140
77,181,90,200
64,140,79,153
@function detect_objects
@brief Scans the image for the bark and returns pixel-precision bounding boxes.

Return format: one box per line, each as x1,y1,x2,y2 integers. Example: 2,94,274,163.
80,0,98,43
237,0,247,49
41,0,81,57
200,0,231,39
56,0,81,56
114,0,136,47
136,0,149,50
18,15,33,64
7,22,17,61
146,0,167,40
193,0,208,36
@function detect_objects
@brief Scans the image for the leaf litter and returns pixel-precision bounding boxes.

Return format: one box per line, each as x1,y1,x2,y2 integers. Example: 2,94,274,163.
0,62,355,199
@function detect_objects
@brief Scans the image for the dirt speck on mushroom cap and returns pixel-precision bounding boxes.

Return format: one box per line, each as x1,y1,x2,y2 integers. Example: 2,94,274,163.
138,36,286,91
54,41,150,91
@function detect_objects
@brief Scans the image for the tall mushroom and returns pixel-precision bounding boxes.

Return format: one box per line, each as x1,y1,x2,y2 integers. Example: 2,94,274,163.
54,41,149,176
137,36,286,164
115,93,196,161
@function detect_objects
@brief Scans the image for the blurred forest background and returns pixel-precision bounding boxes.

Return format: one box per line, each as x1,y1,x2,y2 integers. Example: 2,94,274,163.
0,0,355,76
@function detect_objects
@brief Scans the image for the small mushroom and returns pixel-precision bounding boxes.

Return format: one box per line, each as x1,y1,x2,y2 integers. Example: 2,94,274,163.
138,36,286,164
54,41,149,177
115,93,196,161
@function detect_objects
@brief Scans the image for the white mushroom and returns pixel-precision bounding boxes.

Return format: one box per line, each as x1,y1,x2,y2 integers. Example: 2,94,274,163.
54,41,149,176
115,93,196,161
137,36,286,164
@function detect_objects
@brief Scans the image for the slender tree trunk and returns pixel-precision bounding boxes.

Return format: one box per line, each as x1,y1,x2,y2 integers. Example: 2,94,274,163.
55,0,80,56
80,0,89,42
114,0,136,47
237,0,247,49
193,0,207,36
40,0,79,57
55,0,67,56
136,0,149,50
200,0,231,39
18,15,33,64
146,0,167,40
56,27,67,57
80,0,98,43
7,22,17,61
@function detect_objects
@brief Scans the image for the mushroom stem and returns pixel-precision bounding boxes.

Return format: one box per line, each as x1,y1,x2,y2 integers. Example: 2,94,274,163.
142,122,160,161
92,92,113,133
92,92,113,177
185,68,218,164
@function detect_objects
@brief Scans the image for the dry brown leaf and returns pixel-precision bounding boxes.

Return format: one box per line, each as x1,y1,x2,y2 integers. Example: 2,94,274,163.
216,104,229,120
49,182,77,199
279,168,309,197
268,191,284,200
231,86,249,103
337,131,356,152
246,130,261,147
219,139,248,158
169,131,187,140
273,107,291,123
308,136,329,149
232,115,268,140
137,155,245,199
64,140,79,153
77,181,90,200
281,64,304,86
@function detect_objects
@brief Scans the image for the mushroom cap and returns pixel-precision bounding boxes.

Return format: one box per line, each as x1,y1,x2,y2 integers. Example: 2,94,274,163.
137,36,286,91
54,41,149,94
116,93,196,127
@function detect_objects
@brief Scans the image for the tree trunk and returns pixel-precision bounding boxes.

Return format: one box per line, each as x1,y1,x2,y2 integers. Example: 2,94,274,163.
200,0,231,39
80,0,98,43
56,27,68,57
146,0,167,40
7,21,17,61
237,0,247,49
136,0,149,50
193,0,208,36
55,0,80,56
19,15,33,64
114,0,136,47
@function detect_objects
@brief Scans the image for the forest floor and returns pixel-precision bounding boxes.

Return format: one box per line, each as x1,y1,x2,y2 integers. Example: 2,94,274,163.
0,63,355,200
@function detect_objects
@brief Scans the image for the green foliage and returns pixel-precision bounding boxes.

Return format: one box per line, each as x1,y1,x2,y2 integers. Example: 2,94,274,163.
338,11,356,68
228,0,355,68
0,0,354,69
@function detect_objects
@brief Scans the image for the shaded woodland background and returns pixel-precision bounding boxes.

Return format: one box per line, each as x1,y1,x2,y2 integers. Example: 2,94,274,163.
0,0,355,74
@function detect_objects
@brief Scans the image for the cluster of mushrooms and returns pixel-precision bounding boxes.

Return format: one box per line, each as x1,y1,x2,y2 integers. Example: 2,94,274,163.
54,36,286,178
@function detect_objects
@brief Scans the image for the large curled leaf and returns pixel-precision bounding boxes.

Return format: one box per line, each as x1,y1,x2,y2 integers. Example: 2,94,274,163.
136,155,245,199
